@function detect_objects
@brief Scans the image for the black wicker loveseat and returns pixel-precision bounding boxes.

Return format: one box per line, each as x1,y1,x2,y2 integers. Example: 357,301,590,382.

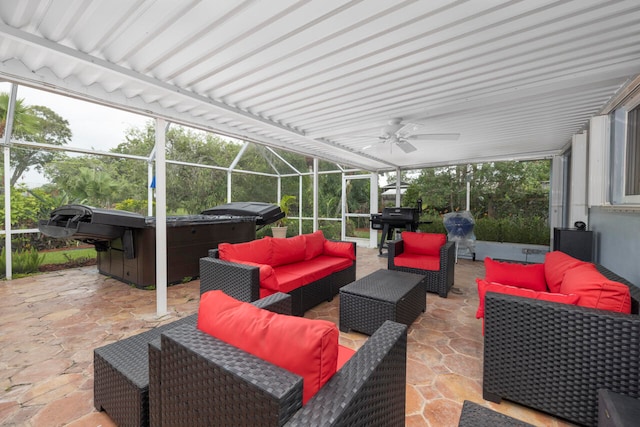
155,293,408,426
199,234,356,316
483,264,640,427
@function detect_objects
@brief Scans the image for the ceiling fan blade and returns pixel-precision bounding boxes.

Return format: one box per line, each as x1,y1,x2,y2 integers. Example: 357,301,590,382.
395,139,417,153
407,133,460,141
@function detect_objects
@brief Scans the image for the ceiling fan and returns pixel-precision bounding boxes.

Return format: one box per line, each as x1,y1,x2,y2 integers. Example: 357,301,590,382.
363,118,460,153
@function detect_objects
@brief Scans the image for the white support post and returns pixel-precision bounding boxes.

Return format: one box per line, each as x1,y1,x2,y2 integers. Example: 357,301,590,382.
155,118,168,317
227,170,232,203
395,167,401,206
3,84,18,280
370,173,379,249
341,173,347,241
550,155,566,244
313,158,318,232
569,132,589,227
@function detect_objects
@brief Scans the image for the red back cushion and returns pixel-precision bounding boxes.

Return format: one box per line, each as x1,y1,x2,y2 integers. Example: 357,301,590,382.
323,240,356,260
218,237,272,265
560,263,632,314
197,291,339,404
476,278,580,319
484,258,547,292
401,232,446,256
303,230,326,260
544,251,587,293
271,235,307,267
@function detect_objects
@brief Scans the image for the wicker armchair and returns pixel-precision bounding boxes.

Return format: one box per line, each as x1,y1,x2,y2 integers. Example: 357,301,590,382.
388,236,455,297
94,292,291,427
156,318,408,426
483,265,640,427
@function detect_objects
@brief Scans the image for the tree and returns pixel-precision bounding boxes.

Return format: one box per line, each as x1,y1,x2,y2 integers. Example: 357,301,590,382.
0,92,39,138
10,105,71,186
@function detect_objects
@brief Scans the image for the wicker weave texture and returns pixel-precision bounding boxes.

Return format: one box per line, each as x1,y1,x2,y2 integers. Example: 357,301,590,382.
93,314,197,427
339,269,425,336
160,323,303,427
483,280,640,427
388,239,456,297
457,400,534,427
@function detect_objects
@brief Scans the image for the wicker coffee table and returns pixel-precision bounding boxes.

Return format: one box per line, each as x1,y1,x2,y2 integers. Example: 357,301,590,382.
339,269,426,335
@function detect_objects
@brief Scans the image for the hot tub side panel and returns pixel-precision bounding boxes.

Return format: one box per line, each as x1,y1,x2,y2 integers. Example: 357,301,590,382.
97,220,256,288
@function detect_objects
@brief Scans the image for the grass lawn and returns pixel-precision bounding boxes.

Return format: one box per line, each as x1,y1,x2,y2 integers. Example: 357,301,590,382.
41,248,97,265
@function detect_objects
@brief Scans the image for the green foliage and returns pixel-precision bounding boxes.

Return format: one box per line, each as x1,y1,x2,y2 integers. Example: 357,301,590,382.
474,216,549,245
277,195,296,226
40,248,96,265
114,199,150,215
0,247,45,278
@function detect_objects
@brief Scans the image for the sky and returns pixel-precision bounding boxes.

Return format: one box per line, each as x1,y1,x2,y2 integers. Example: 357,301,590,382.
2,83,150,187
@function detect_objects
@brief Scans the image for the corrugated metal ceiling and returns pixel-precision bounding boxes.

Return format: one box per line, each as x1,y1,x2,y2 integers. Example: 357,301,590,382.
1,0,639,172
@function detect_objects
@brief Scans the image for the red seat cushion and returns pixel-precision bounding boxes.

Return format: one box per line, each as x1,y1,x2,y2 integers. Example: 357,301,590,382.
476,278,580,319
559,263,632,314
401,232,446,256
544,251,587,293
303,230,326,260
393,252,440,271
323,240,356,260
271,235,307,267
218,237,273,265
197,290,340,405
484,257,547,292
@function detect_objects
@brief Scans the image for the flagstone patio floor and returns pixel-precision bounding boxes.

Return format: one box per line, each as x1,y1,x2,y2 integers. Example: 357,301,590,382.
0,247,576,426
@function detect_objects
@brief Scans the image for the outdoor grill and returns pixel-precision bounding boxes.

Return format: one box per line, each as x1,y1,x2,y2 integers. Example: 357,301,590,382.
371,206,421,255
39,203,282,288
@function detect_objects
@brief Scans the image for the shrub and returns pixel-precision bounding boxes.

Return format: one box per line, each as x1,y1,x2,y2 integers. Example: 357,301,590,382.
0,247,45,278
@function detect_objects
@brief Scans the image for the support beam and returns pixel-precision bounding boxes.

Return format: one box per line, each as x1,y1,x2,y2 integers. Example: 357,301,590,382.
3,84,18,280
155,118,168,317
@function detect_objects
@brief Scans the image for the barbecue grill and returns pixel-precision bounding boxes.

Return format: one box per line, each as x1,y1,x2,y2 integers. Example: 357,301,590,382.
371,206,421,255
39,203,282,288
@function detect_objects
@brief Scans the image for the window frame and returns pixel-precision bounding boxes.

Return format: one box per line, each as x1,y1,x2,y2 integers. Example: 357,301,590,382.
612,93,640,205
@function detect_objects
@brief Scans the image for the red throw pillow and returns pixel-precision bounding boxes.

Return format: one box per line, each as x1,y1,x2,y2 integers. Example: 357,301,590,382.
323,240,356,260
476,278,580,319
226,259,279,291
270,235,306,267
401,232,446,256
544,251,587,293
197,291,339,404
560,263,632,314
218,237,273,265
484,257,547,292
303,230,326,260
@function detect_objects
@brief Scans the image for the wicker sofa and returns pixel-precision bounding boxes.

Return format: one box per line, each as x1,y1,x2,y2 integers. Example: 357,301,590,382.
482,263,640,427
200,231,356,316
387,232,456,297
155,293,408,426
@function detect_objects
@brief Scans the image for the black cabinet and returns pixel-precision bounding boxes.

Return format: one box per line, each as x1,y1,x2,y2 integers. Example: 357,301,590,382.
553,228,593,262
598,389,640,427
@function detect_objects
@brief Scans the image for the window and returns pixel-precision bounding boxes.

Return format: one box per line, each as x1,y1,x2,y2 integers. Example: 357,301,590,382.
625,104,640,196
